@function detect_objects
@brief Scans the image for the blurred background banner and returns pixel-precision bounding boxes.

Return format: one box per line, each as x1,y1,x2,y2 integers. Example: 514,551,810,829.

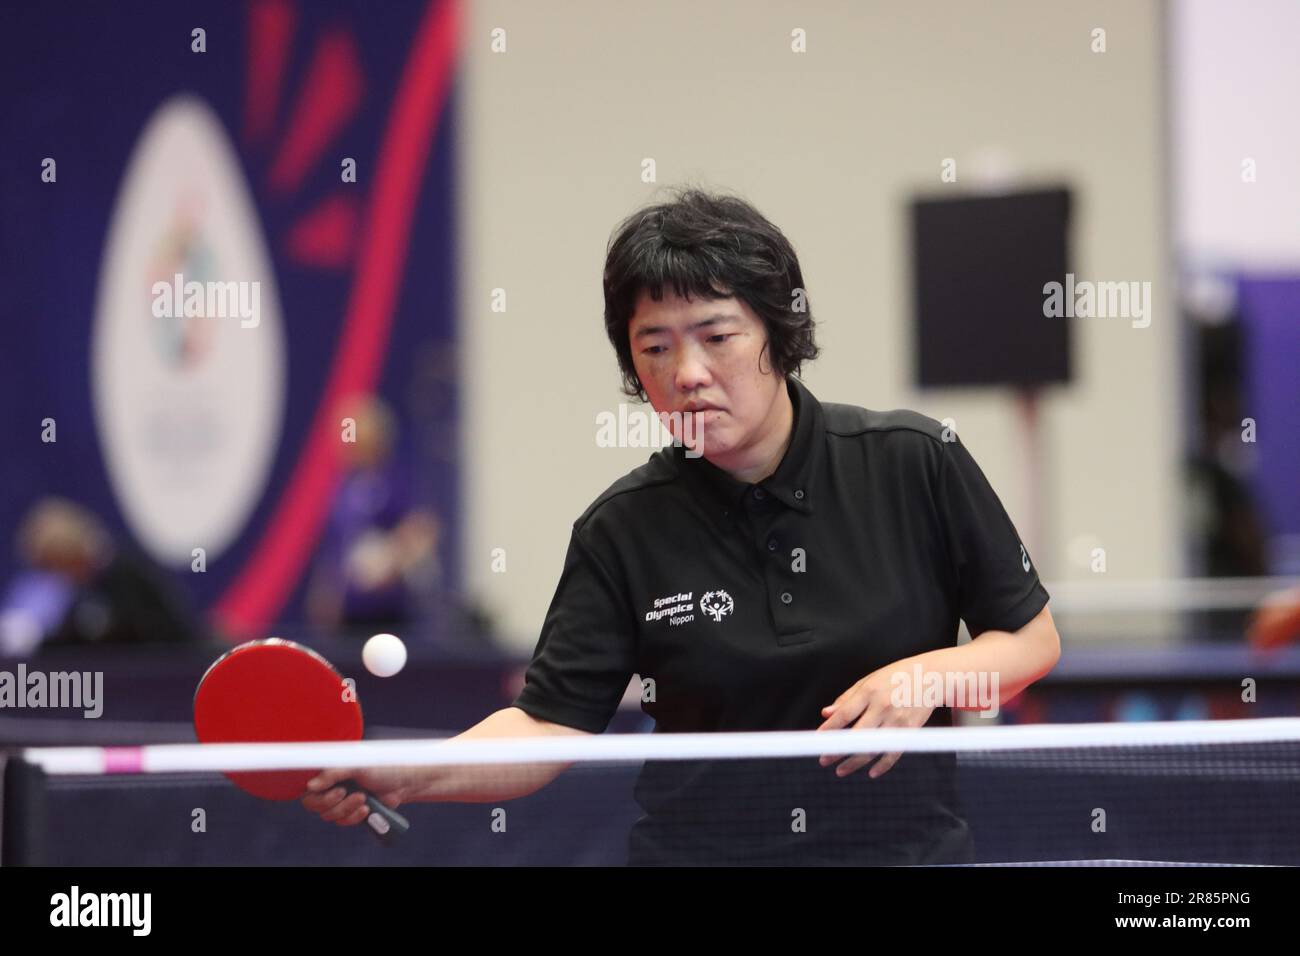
0,0,461,639
1236,277,1300,552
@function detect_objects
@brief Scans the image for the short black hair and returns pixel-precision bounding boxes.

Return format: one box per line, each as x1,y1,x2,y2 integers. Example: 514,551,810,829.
602,186,819,401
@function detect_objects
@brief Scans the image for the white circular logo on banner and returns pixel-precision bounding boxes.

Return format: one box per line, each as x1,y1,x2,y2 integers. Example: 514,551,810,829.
93,95,286,565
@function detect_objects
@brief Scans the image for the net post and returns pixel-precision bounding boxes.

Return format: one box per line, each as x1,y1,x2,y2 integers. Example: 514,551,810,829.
1,754,48,866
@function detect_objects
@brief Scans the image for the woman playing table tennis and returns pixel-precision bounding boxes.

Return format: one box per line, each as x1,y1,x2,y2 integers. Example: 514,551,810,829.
303,188,1061,864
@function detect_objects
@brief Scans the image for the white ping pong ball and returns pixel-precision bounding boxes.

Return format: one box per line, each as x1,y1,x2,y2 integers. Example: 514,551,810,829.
363,633,407,677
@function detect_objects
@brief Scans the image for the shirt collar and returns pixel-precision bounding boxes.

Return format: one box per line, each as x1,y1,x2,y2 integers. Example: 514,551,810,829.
672,375,823,515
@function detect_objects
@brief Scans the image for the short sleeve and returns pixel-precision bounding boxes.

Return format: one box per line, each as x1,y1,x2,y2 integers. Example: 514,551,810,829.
511,527,637,734
937,435,1050,637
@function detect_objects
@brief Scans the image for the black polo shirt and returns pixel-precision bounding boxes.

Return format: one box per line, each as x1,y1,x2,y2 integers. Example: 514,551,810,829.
513,375,1050,865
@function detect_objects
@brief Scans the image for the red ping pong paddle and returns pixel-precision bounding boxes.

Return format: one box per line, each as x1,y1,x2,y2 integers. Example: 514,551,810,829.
193,638,410,844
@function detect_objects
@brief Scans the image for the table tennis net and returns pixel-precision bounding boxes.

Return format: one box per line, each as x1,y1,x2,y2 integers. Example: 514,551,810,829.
16,719,1300,866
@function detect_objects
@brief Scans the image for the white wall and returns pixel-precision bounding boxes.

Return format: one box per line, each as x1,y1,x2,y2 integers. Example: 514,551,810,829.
1173,0,1300,270
457,0,1176,650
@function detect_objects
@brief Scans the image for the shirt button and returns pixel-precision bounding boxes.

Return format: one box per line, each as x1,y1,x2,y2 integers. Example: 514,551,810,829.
767,539,778,551
753,487,767,500
780,591,793,605
794,489,805,500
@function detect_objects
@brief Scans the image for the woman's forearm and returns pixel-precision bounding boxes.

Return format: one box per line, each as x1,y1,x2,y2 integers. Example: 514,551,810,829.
895,604,1061,711
408,706,588,803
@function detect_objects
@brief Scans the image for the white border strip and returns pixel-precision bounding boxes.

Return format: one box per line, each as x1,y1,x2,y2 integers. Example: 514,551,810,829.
22,718,1300,776
1046,576,1300,612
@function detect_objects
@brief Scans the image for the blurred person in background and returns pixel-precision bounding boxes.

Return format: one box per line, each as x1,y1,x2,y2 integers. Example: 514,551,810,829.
306,394,441,639
1184,305,1272,641
1249,585,1300,650
0,497,201,654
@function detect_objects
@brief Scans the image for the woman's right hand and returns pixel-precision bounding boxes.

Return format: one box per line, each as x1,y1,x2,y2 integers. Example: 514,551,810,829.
301,767,418,826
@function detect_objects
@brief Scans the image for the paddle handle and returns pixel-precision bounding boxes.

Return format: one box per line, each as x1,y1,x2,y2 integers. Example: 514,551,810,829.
341,780,411,846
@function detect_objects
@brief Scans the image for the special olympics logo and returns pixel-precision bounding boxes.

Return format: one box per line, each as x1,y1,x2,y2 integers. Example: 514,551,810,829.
699,590,734,623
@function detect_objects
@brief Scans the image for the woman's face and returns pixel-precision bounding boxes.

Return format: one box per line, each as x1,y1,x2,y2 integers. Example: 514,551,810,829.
628,288,787,471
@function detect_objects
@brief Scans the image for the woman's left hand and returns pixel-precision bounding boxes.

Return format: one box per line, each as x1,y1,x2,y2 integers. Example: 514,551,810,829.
815,665,935,778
